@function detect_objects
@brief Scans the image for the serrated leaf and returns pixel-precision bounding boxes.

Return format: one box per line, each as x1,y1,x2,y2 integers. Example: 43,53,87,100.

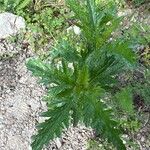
81,88,126,150
92,101,126,150
115,87,134,114
31,103,71,150
107,41,137,64
51,40,81,62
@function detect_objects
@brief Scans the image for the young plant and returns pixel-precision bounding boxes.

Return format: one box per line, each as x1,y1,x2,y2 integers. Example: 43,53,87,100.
27,0,137,150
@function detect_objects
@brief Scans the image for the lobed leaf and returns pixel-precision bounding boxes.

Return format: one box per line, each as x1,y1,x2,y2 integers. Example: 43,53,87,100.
32,103,71,150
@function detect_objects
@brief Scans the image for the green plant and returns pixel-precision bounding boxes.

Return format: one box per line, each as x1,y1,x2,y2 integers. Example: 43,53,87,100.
27,0,137,150
119,21,150,67
24,7,69,56
27,7,67,35
0,0,31,12
124,23,150,46
20,1,70,55
0,0,70,56
115,87,134,115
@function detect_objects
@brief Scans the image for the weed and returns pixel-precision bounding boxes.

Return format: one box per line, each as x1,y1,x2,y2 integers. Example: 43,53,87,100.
26,1,138,150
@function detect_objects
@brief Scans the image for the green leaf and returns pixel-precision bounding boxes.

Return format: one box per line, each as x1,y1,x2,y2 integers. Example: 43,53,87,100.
51,40,81,62
115,87,134,114
32,103,71,150
97,17,122,48
76,65,89,88
81,87,126,150
107,41,137,64
26,59,49,76
93,102,126,150
17,0,31,10
26,58,74,85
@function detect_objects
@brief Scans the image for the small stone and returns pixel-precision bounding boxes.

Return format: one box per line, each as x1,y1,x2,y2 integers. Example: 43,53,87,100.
67,25,81,35
0,12,25,39
141,136,145,142
55,138,62,149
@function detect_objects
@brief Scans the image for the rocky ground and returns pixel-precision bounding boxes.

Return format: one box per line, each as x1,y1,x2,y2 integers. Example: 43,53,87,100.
0,39,93,150
0,4,150,150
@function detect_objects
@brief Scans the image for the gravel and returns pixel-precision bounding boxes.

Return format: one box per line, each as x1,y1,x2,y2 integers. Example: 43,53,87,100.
0,38,93,150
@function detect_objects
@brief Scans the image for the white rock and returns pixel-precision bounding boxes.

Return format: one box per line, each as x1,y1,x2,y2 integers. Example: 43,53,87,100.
73,25,81,35
67,25,81,35
55,138,62,149
141,136,145,142
0,12,25,39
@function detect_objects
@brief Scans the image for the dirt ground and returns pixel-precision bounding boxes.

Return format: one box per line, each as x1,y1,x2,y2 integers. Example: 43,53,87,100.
0,39,93,150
